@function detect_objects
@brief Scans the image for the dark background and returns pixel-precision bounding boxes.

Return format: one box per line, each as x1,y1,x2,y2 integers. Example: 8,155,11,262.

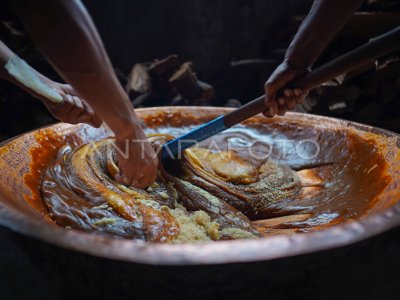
1,0,399,142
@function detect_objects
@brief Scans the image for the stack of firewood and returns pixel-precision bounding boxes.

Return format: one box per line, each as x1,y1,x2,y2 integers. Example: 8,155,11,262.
125,55,215,108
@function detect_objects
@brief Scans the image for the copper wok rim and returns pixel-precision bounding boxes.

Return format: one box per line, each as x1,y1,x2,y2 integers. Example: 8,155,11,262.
0,107,399,266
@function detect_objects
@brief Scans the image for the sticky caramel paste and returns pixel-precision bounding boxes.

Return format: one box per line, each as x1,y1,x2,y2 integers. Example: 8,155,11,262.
26,112,391,243
24,130,66,222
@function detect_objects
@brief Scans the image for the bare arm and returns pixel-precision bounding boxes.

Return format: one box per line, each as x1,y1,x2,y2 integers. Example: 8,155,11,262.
264,0,365,116
0,40,101,126
286,0,366,69
0,40,14,76
10,0,158,188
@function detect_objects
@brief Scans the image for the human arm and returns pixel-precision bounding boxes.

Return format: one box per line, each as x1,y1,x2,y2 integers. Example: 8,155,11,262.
263,0,365,116
0,40,101,127
10,0,157,188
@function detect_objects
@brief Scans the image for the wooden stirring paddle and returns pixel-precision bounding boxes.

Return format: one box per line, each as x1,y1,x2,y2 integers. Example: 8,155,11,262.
161,26,400,161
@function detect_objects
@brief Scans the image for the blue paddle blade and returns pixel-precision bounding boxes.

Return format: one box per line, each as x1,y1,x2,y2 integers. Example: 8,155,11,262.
161,115,227,160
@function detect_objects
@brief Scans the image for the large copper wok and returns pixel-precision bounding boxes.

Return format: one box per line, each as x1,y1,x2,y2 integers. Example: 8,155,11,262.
0,106,399,265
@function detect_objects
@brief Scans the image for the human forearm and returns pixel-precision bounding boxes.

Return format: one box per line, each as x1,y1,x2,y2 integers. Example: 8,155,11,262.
0,40,64,103
68,72,144,139
1,38,101,126
10,0,140,138
285,0,365,70
263,0,364,117
0,40,25,87
10,0,157,187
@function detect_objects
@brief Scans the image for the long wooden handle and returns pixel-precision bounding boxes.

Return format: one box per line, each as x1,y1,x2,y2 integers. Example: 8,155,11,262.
224,26,400,127
161,26,400,160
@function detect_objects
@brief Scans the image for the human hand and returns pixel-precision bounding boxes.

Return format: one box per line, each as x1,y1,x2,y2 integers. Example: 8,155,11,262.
114,130,159,189
38,81,102,128
263,61,309,117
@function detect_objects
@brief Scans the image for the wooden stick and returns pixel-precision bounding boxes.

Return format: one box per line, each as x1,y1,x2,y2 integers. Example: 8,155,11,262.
252,213,311,228
259,228,299,237
161,26,400,160
224,26,400,127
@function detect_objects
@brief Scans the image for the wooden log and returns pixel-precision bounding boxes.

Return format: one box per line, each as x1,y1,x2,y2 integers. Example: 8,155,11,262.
149,54,180,97
169,62,200,100
148,54,180,76
125,63,152,94
169,62,215,104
